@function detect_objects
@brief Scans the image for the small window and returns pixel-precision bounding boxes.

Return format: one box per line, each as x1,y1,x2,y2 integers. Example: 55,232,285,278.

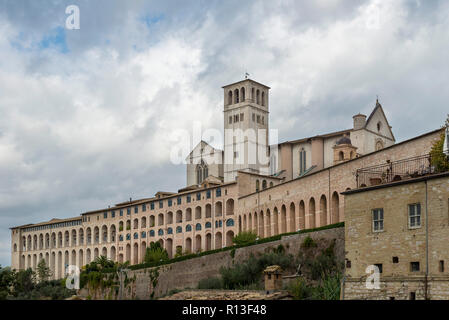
150,202,155,210
134,206,138,214
372,208,384,232
229,116,232,124
216,188,221,197
346,260,351,268
392,256,399,264
234,151,238,158
257,115,260,124
374,263,383,273
159,201,163,209
234,115,239,122
377,121,382,132
104,212,108,219
187,195,191,203
409,292,416,300
440,260,445,272
168,199,172,207
111,211,115,218
127,208,131,215
408,203,421,228
410,262,420,272
240,113,244,121
206,190,211,199
177,197,182,205
142,204,146,212
252,113,255,122
196,192,201,201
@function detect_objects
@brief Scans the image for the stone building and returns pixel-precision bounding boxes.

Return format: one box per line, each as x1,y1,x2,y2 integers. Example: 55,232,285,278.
342,158,449,300
9,78,442,281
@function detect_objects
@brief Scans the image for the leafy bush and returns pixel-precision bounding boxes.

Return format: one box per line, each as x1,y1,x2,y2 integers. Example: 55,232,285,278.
430,123,449,173
288,278,314,300
144,242,169,264
232,231,258,246
197,277,223,289
302,236,316,248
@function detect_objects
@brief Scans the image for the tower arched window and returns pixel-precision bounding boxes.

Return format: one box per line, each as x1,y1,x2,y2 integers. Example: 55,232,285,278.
241,87,245,102
261,92,265,106
196,160,208,185
299,148,306,175
256,89,260,104
228,91,233,105
234,89,239,104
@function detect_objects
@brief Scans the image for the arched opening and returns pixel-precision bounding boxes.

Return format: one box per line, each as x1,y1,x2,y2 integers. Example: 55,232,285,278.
256,180,260,192
71,250,76,266
167,211,173,224
79,229,84,245
102,225,108,243
215,202,222,217
93,248,99,260
226,199,234,216
166,239,173,258
196,160,208,185
205,204,211,218
185,238,192,253
110,225,116,242
86,228,91,245
206,233,212,251
133,243,138,265
266,209,271,237
140,242,146,262
176,210,183,223
57,252,62,279
299,200,305,230
320,195,327,227
64,231,69,247
94,227,99,244
273,207,279,235
240,87,245,101
289,202,296,232
331,191,340,223
248,213,253,233
259,211,264,237
281,205,287,234
158,213,164,226
86,249,91,264
243,214,247,231
215,232,222,249
256,89,260,104
226,231,234,247
339,151,344,161
141,217,147,228
71,230,77,246
186,208,192,221
125,244,131,263
228,90,233,105
51,233,56,248
51,252,55,278
110,246,116,262
234,88,239,104
262,180,267,190
149,215,155,227
101,247,107,258
195,235,202,253
238,215,242,233
308,198,316,229
195,206,202,219
261,92,265,106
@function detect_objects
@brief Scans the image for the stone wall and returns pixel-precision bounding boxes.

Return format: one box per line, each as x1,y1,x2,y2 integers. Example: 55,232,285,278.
82,226,344,299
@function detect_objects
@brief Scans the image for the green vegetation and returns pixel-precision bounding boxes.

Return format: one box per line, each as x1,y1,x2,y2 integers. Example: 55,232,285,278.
144,242,169,264
0,265,75,300
232,231,258,246
197,277,223,289
430,115,449,173
37,259,51,282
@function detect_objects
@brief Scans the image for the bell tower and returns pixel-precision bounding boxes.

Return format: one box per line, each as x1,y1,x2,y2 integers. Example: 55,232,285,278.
222,79,270,182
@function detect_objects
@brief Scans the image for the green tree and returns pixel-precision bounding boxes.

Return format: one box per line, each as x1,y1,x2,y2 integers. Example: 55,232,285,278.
232,231,258,246
144,242,169,264
37,259,52,282
0,266,16,300
430,115,449,173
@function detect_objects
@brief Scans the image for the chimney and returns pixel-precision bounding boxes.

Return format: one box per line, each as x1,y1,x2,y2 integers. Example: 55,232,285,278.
353,113,366,130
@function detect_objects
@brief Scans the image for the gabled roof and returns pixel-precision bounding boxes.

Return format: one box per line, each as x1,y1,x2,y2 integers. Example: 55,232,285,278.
364,100,395,141
222,78,270,89
185,140,222,161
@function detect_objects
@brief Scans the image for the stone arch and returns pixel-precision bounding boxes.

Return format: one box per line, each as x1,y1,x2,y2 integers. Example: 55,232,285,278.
228,90,233,105
299,200,305,230
57,251,62,278
78,229,84,245
308,197,316,229
149,215,155,227
102,225,108,243
266,209,271,237
94,227,99,244
71,229,77,247
64,231,69,247
206,233,212,251
185,237,192,253
167,211,173,224
215,232,222,249
176,210,183,223
273,207,279,235
215,202,222,217
141,216,147,228
158,213,164,226
71,250,76,266
166,238,173,258
79,249,84,267
259,211,264,237
226,231,234,247
240,87,245,101
125,244,131,263
195,235,202,253
234,88,239,103
33,235,37,250
110,246,116,261
205,204,211,218
256,180,260,192
261,91,265,106
101,247,107,258
248,213,253,232
110,225,116,242
86,249,91,264
281,205,287,234
186,208,192,221
93,247,99,260
226,199,234,216
51,233,56,248
332,191,340,223
339,151,344,161
195,206,202,219
133,243,138,265
243,214,247,231
133,218,139,230
238,215,242,233
289,202,296,232
262,180,267,190
86,228,91,245
140,242,146,262
320,195,327,227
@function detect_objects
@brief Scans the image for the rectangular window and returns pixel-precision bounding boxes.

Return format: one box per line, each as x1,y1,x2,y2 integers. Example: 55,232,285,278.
159,201,163,209
257,115,260,124
440,260,445,272
111,211,115,218
234,151,238,158
187,195,191,203
252,113,255,122
142,204,146,212
240,113,244,121
408,203,421,228
234,115,239,122
372,208,384,232
196,192,201,201
134,206,138,214
216,188,221,197
392,256,399,264
229,116,232,124
262,116,264,125
206,190,211,199
177,197,182,205
410,292,416,300
150,202,155,210
410,262,420,272
168,199,172,207
103,212,108,219
127,208,131,215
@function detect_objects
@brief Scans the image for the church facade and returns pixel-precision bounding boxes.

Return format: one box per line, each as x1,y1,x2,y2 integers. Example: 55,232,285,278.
9,78,441,282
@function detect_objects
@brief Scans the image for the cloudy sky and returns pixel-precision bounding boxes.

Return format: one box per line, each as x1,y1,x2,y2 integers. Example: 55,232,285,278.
0,0,448,267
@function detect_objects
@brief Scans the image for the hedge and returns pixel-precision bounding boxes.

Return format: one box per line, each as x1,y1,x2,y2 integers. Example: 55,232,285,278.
121,222,344,272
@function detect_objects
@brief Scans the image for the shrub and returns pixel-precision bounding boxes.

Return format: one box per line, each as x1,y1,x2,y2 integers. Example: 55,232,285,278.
430,123,449,173
144,242,169,264
288,278,314,300
302,236,316,248
232,231,258,246
197,277,223,289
